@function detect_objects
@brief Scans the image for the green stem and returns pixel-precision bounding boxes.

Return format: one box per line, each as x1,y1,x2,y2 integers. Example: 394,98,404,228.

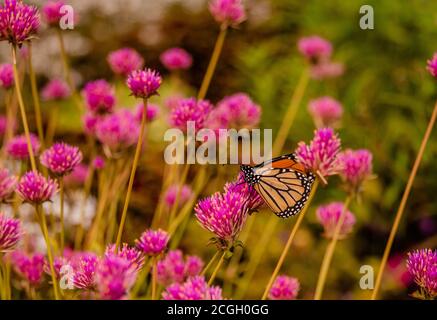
201,251,220,276
197,23,228,100
208,251,226,286
314,195,352,300
261,180,319,300
130,258,151,299
59,177,65,253
151,258,157,300
11,45,37,172
115,98,148,250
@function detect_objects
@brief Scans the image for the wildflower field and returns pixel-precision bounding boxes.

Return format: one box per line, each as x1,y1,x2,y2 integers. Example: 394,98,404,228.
0,0,436,301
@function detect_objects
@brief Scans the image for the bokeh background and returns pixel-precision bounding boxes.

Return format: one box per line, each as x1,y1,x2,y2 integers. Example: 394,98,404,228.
2,0,437,299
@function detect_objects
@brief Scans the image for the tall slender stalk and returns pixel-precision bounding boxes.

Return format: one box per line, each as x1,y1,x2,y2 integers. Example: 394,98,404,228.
27,43,45,148
11,45,37,172
201,251,220,276
197,23,228,100
59,177,65,253
371,101,437,300
261,180,319,300
115,98,148,250
272,68,310,156
208,251,226,286
151,257,157,300
314,195,352,300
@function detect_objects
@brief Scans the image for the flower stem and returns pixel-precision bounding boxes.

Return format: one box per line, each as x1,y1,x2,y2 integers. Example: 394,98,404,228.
151,257,157,300
261,179,319,300
197,23,228,100
36,204,61,300
201,251,220,276
27,43,45,149
59,177,65,253
314,195,352,300
115,98,148,250
130,258,151,299
371,100,437,300
272,68,310,156
208,251,226,286
11,45,37,172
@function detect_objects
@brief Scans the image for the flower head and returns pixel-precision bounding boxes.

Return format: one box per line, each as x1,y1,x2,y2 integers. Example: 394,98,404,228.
17,171,58,204
41,79,71,101
224,173,264,211
427,52,437,78
0,63,13,89
126,68,161,99
336,149,373,193
195,187,248,245
95,109,140,151
0,168,17,202
308,96,343,128
269,275,300,300
82,79,115,114
135,102,159,122
107,47,144,77
40,142,83,176
6,133,40,160
157,250,204,286
41,0,64,26
70,251,99,289
310,61,344,80
95,254,137,300
298,36,332,63
163,184,193,208
209,0,246,27
162,276,223,300
406,249,437,299
0,213,21,251
10,250,46,286
316,202,356,239
208,93,261,130
160,47,192,71
136,229,169,256
170,97,213,132
0,0,40,46
105,243,144,272
295,127,341,179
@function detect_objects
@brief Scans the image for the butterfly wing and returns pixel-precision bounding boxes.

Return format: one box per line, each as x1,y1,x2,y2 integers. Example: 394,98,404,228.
257,153,307,173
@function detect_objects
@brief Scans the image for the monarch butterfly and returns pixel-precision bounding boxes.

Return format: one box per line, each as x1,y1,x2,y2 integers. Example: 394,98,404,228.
240,153,315,218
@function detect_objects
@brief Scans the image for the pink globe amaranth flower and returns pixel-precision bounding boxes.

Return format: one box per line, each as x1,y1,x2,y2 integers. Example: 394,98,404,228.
0,0,40,46
41,0,64,26
316,202,356,239
427,53,437,78
70,251,98,289
0,213,22,252
43,255,67,278
406,249,437,299
82,112,102,136
209,0,246,27
64,163,88,187
195,187,248,245
107,48,144,77
163,184,193,208
95,254,137,300
170,97,213,132
157,250,204,286
160,47,193,71
208,93,261,130
310,61,344,80
93,155,105,170
41,79,71,101
40,142,83,176
163,276,223,300
105,243,144,272
6,133,40,160
10,251,46,286
308,96,343,128
269,275,300,300
16,171,58,204
95,109,140,151
0,63,13,89
136,229,169,256
82,79,115,114
224,172,264,211
135,102,159,122
0,168,18,202
126,68,162,99
336,149,373,193
295,127,342,178
298,36,332,63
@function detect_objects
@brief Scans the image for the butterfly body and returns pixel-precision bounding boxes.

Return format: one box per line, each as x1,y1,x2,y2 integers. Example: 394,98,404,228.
240,153,315,218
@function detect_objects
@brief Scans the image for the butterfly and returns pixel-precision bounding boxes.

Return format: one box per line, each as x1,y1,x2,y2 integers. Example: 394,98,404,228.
240,153,315,218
